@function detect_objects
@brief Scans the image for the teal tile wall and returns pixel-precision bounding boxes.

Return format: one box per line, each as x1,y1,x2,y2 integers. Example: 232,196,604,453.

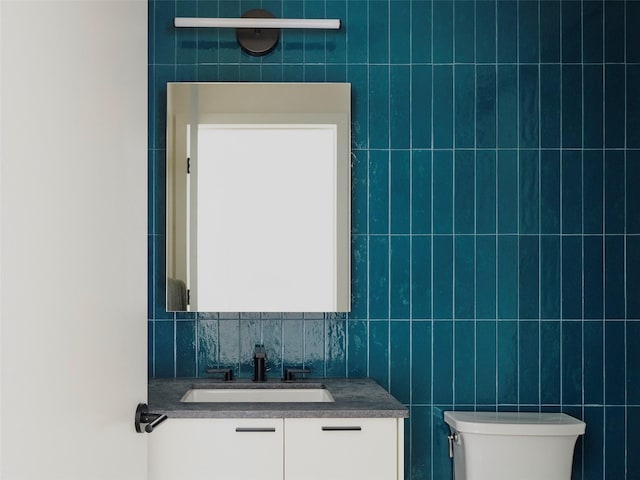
148,1,640,479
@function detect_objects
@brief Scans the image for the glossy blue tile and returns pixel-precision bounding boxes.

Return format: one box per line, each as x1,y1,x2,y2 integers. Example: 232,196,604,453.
433,235,453,320
475,321,496,404
239,319,261,377
154,320,174,378
433,150,453,234
519,150,539,234
498,150,517,234
540,1,560,63
433,322,453,404
303,319,324,376
368,1,388,64
627,322,640,403
519,66,539,148
369,320,389,389
411,236,431,319
562,65,582,148
262,319,282,376
628,237,640,319
476,65,496,148
390,321,410,404
475,0,496,63
412,322,431,404
390,66,410,149
561,0,581,64
541,235,561,319
605,321,625,404
350,235,368,320
352,150,368,235
433,1,453,63
583,69,604,148
540,150,561,234
303,2,325,65
369,236,389,319
562,150,583,234
497,320,517,404
605,1,625,63
325,1,346,64
497,236,518,319
628,408,640,480
325,319,346,377
454,236,474,320
347,320,367,377
562,321,583,405
391,151,410,234
582,1,603,63
584,150,604,233
411,66,432,149
411,1,431,63
175,1,197,64
176,321,196,377
497,66,517,149
433,66,454,148
605,65,625,148
390,236,410,320
369,65,389,150
455,150,474,234
153,65,175,150
153,235,172,320
454,320,474,405
496,1,517,63
540,321,561,404
583,407,604,480
605,407,626,479
518,236,539,320
584,236,604,320
455,65,475,148
347,65,368,149
282,320,303,368
605,150,625,234
455,1,474,64
628,66,640,148
476,150,496,234
519,321,539,404
628,1,640,62
148,321,154,377
154,0,176,64
540,65,561,148
390,1,410,64
369,150,389,234
562,236,582,320
410,407,432,480
583,321,604,404
412,150,431,234
518,1,538,63
346,0,367,63
476,236,496,320
629,151,640,234
605,236,625,320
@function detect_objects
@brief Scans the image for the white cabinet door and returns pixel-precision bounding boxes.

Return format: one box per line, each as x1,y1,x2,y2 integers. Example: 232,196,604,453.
149,418,284,480
284,418,401,480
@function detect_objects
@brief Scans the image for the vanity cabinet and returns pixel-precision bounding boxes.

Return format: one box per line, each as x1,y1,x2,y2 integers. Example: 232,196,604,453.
148,417,403,480
284,418,403,480
148,418,283,480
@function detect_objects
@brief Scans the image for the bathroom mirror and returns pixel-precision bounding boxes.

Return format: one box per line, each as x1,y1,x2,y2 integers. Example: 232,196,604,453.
166,82,351,312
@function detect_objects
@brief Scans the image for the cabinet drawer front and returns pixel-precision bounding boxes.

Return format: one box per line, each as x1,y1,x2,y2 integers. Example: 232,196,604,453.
284,418,398,480
149,418,283,480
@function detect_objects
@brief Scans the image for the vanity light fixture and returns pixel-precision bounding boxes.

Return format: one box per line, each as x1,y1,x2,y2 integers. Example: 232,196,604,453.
174,9,342,56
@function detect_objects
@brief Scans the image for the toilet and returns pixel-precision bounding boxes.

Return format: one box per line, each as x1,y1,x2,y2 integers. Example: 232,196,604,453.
444,411,586,480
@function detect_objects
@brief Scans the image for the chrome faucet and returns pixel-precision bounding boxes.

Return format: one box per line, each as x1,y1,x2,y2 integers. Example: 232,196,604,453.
253,344,267,382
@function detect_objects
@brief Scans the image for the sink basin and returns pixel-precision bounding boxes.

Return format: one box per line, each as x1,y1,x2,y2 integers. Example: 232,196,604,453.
180,387,335,403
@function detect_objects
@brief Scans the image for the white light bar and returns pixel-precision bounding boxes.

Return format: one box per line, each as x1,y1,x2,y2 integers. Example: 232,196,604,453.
174,17,341,30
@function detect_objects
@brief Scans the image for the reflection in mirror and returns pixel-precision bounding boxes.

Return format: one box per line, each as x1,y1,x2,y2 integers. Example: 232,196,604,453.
166,83,351,313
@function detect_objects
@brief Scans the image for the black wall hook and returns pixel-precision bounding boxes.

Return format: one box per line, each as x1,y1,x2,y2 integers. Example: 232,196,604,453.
135,403,168,433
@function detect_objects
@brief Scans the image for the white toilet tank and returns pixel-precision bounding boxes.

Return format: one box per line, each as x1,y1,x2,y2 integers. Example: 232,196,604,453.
444,411,586,480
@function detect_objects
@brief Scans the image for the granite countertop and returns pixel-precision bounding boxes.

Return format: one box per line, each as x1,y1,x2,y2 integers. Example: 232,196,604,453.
148,377,409,419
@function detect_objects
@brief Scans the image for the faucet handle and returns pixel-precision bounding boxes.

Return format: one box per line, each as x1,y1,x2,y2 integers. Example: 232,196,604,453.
206,368,234,381
282,368,311,382
253,344,267,359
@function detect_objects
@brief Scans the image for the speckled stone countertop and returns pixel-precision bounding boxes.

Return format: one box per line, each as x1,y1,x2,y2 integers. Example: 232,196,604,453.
148,378,408,419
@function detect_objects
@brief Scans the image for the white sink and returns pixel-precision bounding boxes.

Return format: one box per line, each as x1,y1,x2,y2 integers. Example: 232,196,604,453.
180,387,335,403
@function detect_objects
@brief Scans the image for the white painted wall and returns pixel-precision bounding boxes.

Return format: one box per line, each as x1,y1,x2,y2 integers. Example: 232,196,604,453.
0,1,148,479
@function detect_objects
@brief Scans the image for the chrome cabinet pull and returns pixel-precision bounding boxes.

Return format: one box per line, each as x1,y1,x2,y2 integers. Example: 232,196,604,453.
235,427,276,433
321,426,362,431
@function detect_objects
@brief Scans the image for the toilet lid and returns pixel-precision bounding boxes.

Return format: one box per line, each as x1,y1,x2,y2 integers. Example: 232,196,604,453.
444,411,586,436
